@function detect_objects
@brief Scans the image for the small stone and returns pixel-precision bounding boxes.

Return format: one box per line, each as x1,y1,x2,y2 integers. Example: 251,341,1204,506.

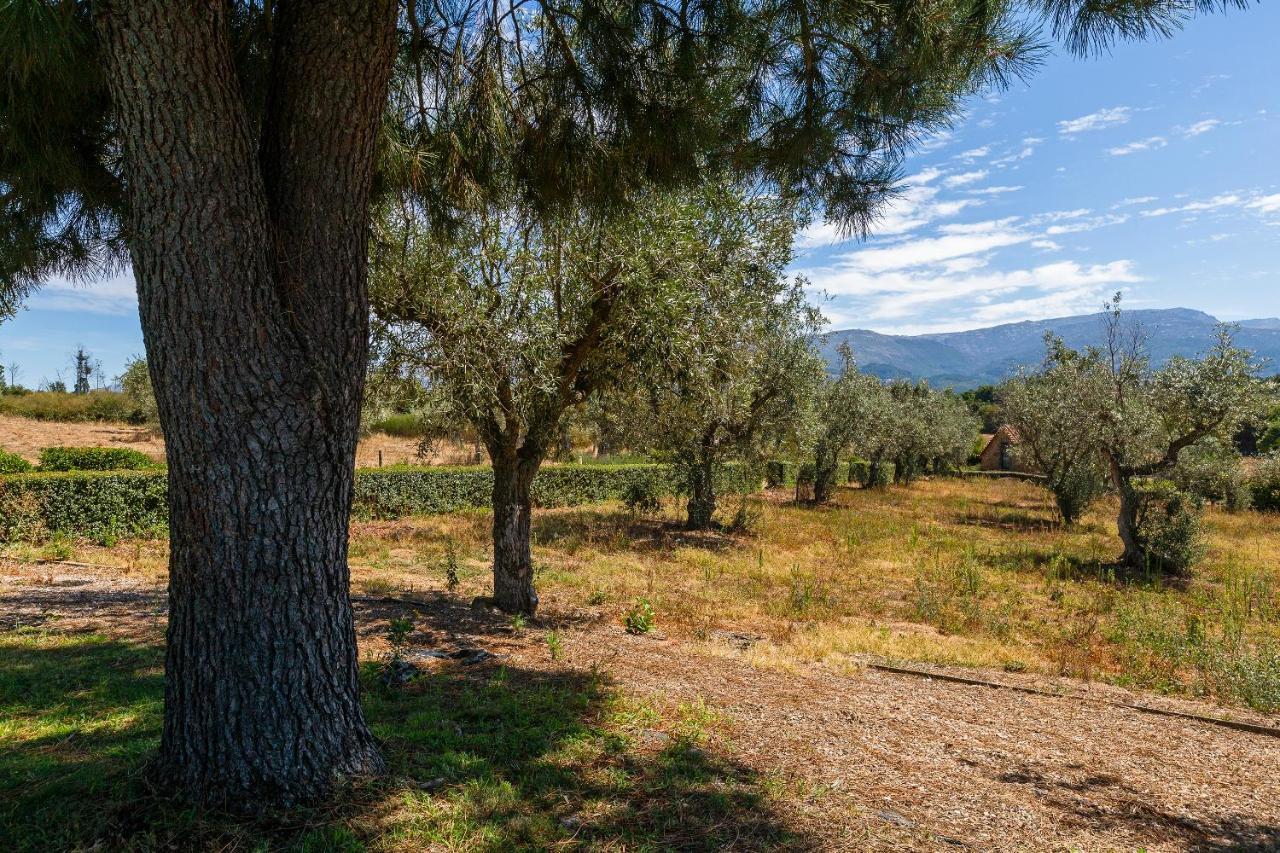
876,809,915,828
639,729,673,748
450,647,495,665
380,658,420,688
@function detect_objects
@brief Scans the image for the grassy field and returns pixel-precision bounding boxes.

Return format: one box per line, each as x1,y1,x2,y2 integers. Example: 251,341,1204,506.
3,476,1279,850
8,476,1280,709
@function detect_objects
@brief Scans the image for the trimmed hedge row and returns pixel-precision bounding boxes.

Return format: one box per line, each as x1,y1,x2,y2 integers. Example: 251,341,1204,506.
37,446,158,472
1,462,767,540
0,469,168,541
0,449,32,474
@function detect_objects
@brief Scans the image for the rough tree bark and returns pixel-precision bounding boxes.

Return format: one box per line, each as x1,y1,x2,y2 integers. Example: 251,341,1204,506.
491,451,540,614
1109,457,1145,568
685,430,719,529
94,1,397,807
812,441,839,504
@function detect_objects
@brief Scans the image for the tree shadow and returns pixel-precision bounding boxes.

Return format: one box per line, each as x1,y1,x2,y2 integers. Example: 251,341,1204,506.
0,629,817,852
995,764,1280,851
532,507,746,556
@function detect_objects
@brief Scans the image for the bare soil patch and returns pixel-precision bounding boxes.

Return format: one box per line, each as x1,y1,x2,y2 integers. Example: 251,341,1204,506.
0,413,454,467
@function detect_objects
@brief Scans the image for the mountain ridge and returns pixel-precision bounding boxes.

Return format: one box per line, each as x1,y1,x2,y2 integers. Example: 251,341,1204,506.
818,308,1280,390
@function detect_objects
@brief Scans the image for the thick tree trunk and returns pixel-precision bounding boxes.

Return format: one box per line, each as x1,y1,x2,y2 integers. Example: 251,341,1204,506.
868,455,884,489
813,442,838,504
491,455,539,614
95,2,396,807
1112,460,1144,567
686,455,717,529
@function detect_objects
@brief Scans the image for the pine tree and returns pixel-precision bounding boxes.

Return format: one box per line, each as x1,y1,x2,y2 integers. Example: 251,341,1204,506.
73,347,92,394
0,0,1252,810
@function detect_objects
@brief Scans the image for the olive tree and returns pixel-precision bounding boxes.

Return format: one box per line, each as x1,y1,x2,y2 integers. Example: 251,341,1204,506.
999,337,1109,524
617,201,827,527
1052,300,1269,568
372,182,792,609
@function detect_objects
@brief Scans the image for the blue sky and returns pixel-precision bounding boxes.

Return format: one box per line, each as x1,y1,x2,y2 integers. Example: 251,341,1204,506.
796,3,1279,335
2,5,1277,386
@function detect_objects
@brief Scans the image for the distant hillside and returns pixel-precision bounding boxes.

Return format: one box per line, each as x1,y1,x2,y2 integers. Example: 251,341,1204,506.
819,308,1280,390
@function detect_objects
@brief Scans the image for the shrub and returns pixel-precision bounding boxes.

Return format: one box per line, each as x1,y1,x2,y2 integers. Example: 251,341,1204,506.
368,412,428,437
621,477,662,515
1050,465,1108,526
0,470,169,540
848,459,870,486
1132,480,1205,575
0,462,761,541
865,461,894,488
118,357,159,426
1169,439,1251,512
764,460,798,488
0,390,142,423
0,449,32,474
794,462,815,502
1249,454,1280,513
38,446,158,472
623,598,656,634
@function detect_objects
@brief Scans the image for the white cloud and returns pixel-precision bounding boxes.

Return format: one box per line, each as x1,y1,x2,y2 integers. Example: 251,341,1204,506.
1140,193,1243,217
1031,209,1091,224
943,169,989,188
1044,214,1130,235
955,146,991,160
1178,119,1220,137
1058,107,1132,135
1031,239,1063,251
795,168,980,247
991,137,1043,165
1247,194,1280,214
29,272,138,316
808,259,1141,329
832,218,1030,274
1108,136,1167,156
1114,195,1158,208
967,185,1023,195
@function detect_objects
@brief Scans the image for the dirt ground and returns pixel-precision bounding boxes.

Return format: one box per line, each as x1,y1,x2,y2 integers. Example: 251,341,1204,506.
0,414,468,468
4,561,1277,852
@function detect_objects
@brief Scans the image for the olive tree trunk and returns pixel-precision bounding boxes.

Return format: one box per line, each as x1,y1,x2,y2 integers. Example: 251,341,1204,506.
492,454,540,614
812,441,839,504
95,1,396,807
1111,457,1144,568
686,456,718,529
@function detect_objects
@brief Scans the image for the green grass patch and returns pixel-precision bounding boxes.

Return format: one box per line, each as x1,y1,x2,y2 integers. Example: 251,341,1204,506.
0,630,803,851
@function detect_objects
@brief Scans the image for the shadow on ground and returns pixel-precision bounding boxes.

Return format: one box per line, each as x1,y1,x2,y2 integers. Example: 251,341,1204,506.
991,762,1280,852
0,625,816,852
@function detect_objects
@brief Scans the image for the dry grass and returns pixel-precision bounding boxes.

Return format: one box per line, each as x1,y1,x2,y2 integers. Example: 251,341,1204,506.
4,477,1280,851
334,477,1280,711
17,475,1274,711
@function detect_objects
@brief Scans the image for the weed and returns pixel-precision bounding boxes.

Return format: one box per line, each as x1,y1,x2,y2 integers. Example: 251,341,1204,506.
511,613,527,633
386,616,414,653
547,630,564,661
624,598,657,635
38,537,74,562
441,537,460,591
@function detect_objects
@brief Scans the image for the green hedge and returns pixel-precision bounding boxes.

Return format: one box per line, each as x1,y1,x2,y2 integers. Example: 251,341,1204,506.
0,449,32,474
764,460,799,488
0,470,168,540
1,462,766,540
38,446,158,472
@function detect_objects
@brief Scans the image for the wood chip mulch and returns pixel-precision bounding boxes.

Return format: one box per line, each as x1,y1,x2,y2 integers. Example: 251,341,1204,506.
4,566,1278,852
